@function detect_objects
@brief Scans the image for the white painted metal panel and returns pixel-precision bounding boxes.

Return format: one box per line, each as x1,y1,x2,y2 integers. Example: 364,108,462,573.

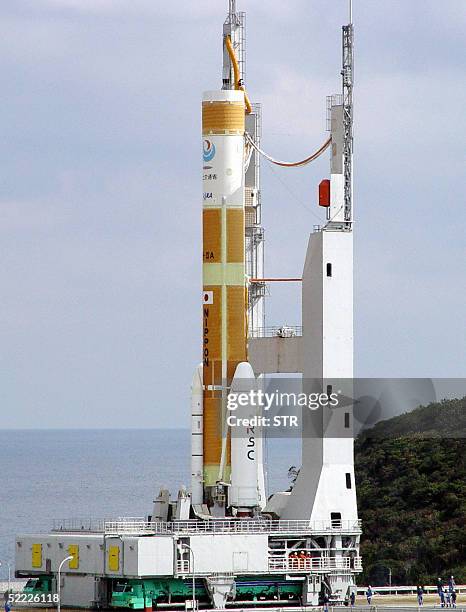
190,534,268,574
232,551,248,571
311,461,358,523
249,336,302,374
137,536,174,576
60,575,96,608
322,231,353,379
121,538,139,577
15,534,105,575
105,536,123,576
330,173,345,223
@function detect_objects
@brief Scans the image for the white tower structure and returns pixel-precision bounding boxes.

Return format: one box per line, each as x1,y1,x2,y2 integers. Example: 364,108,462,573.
279,17,358,597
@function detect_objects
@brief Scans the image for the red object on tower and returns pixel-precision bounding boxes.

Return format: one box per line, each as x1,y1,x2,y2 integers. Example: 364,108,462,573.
319,179,331,207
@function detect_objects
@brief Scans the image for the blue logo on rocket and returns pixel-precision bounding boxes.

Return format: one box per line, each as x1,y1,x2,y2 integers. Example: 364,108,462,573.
203,139,216,162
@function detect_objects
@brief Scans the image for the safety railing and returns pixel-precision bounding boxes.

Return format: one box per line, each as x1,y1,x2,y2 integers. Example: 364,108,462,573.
269,556,354,573
52,517,145,533
104,518,362,535
268,557,287,571
354,556,363,570
249,326,302,338
53,517,362,536
176,560,191,573
311,557,351,570
105,519,156,534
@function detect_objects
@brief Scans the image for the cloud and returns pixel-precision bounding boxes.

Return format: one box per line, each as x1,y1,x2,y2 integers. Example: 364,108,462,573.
9,0,221,19
0,0,465,427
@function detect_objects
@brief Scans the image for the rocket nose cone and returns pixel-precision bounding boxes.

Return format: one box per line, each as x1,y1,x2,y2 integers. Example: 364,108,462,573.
230,362,256,394
190,363,203,392
232,361,255,379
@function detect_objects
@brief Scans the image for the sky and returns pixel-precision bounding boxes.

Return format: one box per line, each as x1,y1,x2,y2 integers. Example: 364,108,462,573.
0,0,465,429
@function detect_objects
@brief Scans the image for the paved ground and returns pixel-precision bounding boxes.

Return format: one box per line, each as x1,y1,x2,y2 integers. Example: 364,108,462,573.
4,605,466,611
3,587,464,611
355,594,465,606
351,608,464,612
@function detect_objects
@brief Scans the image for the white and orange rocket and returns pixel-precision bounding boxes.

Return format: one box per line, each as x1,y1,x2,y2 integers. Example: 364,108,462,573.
190,4,265,515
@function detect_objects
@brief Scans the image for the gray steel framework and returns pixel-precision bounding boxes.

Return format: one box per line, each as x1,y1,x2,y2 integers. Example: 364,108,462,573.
342,23,354,228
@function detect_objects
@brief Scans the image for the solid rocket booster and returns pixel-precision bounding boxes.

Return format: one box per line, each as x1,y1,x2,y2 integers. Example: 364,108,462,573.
190,364,203,506
229,361,261,511
202,89,247,492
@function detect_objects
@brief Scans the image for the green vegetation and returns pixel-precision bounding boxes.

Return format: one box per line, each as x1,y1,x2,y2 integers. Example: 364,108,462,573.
355,397,466,586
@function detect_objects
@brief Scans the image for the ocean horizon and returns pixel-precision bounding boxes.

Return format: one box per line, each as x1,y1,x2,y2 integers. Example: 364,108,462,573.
0,428,300,580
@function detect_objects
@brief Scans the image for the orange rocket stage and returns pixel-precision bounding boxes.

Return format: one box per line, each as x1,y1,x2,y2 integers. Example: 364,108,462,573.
202,90,248,493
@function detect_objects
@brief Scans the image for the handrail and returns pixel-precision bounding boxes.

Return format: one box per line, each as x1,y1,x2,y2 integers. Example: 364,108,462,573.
103,518,362,535
249,325,302,338
51,517,362,536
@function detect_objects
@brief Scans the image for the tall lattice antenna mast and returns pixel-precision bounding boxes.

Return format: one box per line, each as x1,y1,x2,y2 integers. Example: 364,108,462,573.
222,1,245,89
229,0,236,20
342,2,354,227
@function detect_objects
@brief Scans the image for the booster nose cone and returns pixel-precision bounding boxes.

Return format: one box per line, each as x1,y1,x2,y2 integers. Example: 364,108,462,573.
229,361,263,511
230,361,255,386
191,363,203,393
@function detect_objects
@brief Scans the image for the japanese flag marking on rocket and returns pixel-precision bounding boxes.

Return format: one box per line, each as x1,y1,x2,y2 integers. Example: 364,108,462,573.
203,291,214,304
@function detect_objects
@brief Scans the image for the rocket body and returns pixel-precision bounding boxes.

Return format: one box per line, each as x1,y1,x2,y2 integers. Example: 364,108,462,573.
202,90,247,496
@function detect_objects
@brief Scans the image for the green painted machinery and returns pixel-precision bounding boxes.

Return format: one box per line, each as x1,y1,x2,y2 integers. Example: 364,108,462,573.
23,576,53,595
110,576,302,609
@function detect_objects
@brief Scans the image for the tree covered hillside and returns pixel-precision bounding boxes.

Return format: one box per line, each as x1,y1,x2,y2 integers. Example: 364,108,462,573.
355,397,466,585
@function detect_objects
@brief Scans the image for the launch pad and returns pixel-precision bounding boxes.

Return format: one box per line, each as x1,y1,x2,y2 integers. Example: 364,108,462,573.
15,1,362,608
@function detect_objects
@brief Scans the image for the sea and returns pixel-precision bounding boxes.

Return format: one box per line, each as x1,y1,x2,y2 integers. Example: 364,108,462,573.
0,429,300,580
